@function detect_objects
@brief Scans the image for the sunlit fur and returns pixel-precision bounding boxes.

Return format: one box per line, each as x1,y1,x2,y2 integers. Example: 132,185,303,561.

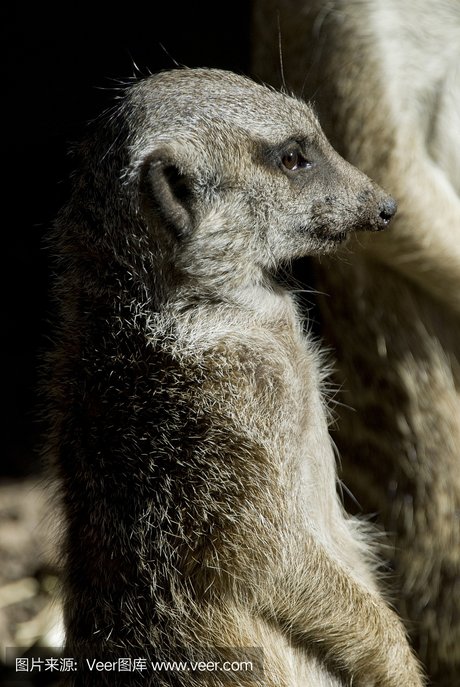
46,69,422,686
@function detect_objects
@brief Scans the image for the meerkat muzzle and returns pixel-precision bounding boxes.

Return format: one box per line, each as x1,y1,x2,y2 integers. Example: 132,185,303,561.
375,196,397,230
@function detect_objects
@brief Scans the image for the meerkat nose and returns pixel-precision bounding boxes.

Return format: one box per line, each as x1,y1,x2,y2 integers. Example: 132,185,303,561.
376,196,397,229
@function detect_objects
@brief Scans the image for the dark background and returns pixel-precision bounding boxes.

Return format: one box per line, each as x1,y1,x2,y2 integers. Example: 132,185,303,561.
4,4,252,476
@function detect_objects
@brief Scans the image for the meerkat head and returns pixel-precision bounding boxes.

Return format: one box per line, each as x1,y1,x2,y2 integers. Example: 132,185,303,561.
119,69,396,288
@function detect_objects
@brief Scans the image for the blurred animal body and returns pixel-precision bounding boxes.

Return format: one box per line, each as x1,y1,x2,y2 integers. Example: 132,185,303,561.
252,1,460,684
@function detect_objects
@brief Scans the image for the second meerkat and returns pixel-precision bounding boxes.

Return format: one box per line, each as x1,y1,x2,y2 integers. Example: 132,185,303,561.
47,68,423,686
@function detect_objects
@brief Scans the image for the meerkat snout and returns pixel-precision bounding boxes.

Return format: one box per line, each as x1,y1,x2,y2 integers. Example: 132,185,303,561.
348,184,397,235
272,136,397,255
377,195,397,228
361,192,397,232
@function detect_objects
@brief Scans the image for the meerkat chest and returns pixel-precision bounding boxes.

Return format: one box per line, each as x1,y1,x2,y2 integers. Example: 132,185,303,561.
159,297,342,544
171,296,332,468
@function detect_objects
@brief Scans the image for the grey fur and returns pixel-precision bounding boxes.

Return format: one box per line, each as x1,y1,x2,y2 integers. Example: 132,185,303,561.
46,68,422,686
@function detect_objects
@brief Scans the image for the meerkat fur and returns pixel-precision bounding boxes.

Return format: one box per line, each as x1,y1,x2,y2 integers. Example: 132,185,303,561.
46,68,423,686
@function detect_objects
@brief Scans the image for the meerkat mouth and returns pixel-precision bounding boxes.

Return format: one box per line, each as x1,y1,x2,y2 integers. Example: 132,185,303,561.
309,227,350,245
327,231,349,243
301,222,350,246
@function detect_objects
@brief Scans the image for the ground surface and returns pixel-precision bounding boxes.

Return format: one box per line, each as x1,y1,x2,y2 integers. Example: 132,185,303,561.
0,478,63,685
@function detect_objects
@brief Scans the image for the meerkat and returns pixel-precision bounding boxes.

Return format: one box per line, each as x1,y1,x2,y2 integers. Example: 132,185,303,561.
45,68,424,686
252,1,460,684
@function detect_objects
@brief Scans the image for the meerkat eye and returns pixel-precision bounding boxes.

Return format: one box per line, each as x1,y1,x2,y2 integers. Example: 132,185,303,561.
281,147,311,171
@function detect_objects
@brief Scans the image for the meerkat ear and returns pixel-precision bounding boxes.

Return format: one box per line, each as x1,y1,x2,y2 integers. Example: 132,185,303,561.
141,151,193,236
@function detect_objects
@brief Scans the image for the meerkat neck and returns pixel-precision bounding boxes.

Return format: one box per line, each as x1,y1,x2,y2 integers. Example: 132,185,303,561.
170,264,291,315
